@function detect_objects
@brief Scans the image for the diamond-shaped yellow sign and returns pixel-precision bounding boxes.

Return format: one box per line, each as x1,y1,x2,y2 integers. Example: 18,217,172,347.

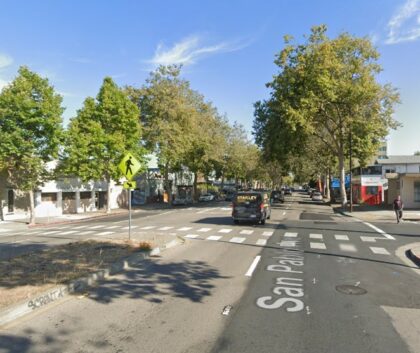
119,152,141,180
123,181,137,189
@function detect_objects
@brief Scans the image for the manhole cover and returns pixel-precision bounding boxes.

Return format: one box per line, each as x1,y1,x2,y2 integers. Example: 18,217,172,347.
336,285,367,295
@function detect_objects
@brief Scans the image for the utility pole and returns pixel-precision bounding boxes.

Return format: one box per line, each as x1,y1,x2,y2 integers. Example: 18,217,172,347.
349,128,353,212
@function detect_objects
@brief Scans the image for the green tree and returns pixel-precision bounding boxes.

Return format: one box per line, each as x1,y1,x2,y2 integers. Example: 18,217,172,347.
254,25,400,206
414,151,420,156
61,77,144,213
0,66,64,224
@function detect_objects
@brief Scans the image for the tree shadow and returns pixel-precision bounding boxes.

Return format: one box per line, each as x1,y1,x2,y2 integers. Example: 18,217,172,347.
0,334,32,353
86,258,229,304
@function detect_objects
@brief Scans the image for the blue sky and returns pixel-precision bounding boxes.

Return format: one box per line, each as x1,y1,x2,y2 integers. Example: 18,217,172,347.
0,0,419,155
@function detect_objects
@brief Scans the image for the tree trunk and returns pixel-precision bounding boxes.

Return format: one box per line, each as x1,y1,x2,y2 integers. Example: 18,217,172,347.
106,177,112,214
325,169,331,200
193,171,198,202
338,153,347,208
29,190,36,225
164,164,172,204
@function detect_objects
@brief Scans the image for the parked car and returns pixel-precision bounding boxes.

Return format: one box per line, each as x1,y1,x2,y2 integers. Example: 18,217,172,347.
232,191,271,225
172,196,193,205
284,188,292,195
312,192,323,202
225,191,236,201
199,193,215,202
270,190,285,203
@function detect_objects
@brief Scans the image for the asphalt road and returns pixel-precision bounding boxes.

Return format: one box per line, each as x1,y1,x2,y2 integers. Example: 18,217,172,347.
1,193,420,353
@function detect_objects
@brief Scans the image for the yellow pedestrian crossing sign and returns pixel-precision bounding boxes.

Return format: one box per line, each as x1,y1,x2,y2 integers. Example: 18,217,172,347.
119,152,141,180
123,181,137,189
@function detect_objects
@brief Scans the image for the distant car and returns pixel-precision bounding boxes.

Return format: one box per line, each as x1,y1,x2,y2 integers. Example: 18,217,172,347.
232,191,271,225
225,191,235,201
284,188,292,195
312,192,323,202
172,196,193,205
270,190,285,203
199,193,215,202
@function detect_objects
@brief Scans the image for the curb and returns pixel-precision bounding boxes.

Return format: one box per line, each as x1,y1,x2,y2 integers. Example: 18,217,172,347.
0,237,184,327
406,249,420,268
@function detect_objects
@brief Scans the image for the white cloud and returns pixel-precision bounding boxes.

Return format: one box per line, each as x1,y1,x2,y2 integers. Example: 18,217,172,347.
386,0,420,44
148,35,250,66
0,53,13,69
0,78,9,91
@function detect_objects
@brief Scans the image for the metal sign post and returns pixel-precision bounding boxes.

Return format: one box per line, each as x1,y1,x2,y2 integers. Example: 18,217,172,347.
128,188,132,240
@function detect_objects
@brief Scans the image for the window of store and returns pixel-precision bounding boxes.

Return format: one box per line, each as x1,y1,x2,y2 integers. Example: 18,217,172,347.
41,193,57,202
414,182,420,202
366,186,378,195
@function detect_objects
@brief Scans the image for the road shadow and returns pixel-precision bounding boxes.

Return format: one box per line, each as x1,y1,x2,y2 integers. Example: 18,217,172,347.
0,334,32,353
193,217,279,229
86,258,229,304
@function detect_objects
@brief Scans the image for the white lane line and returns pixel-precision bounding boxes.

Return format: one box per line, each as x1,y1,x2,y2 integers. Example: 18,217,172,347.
105,225,120,229
262,231,273,237
360,236,377,243
97,231,115,236
310,233,323,239
0,229,8,233
185,234,200,239
77,231,95,235
72,225,87,229
284,232,298,237
363,222,395,240
88,225,104,229
245,255,261,277
256,239,267,246
218,228,232,233
43,230,61,235
140,226,156,230
335,234,349,241
240,230,254,235
178,227,192,231
59,231,78,235
158,226,173,231
370,247,390,255
197,207,218,214
282,211,286,215
122,225,139,230
221,207,232,211
280,240,298,247
206,235,222,241
339,243,357,252
197,227,212,232
310,242,326,250
229,237,246,243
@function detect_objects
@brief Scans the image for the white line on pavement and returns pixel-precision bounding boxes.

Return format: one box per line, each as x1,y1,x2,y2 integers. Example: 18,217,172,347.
334,234,349,241
240,230,254,235
77,231,95,235
206,235,222,241
360,236,377,243
97,231,115,236
284,232,298,237
310,242,326,250
339,243,357,252
262,231,273,237
256,239,267,246
370,247,390,255
88,225,104,229
197,228,212,232
309,233,323,239
280,240,298,247
363,222,395,240
229,237,246,243
105,225,120,229
282,211,286,215
245,256,261,277
218,228,232,233
197,207,218,214
59,230,78,235
178,227,192,231
140,226,156,230
122,225,139,230
185,234,200,239
158,226,173,231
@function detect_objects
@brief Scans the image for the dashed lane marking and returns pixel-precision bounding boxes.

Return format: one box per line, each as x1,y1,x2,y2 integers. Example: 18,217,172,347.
77,231,95,235
284,232,298,237
339,243,357,252
309,233,323,239
197,227,212,232
178,227,192,231
334,234,349,241
88,225,104,229
140,226,156,230
256,239,267,246
310,242,326,250
240,230,254,235
229,237,246,243
72,225,88,229
360,236,377,243
370,247,390,255
59,231,78,235
185,234,200,239
218,228,232,233
362,222,395,240
245,256,261,277
97,231,115,236
158,226,173,231
122,225,139,230
262,231,273,237
206,235,223,241
105,225,120,229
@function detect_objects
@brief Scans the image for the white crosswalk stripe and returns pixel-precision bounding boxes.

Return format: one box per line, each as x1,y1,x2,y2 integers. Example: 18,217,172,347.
229,237,246,243
284,232,298,237
185,234,200,239
88,225,104,229
197,227,212,232
158,226,173,231
122,225,139,230
206,235,222,241
59,230,78,235
0,229,8,233
334,234,349,241
77,231,95,235
140,226,155,230
218,228,233,233
280,240,298,247
71,225,87,229
240,230,254,235
97,231,115,236
310,242,326,250
360,236,377,242
178,227,192,231
43,230,61,235
310,233,323,239
256,239,267,246
370,247,390,255
105,225,120,229
339,243,357,252
262,231,273,237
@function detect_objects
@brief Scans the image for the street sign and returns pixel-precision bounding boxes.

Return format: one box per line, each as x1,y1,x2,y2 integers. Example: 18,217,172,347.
123,181,137,189
118,152,141,180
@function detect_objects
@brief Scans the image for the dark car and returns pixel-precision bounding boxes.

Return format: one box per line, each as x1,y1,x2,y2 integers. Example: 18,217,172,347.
232,191,271,225
284,188,292,195
271,190,285,203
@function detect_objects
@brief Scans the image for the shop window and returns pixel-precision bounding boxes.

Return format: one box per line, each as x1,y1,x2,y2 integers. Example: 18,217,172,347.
414,182,420,202
366,186,378,195
41,193,57,202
